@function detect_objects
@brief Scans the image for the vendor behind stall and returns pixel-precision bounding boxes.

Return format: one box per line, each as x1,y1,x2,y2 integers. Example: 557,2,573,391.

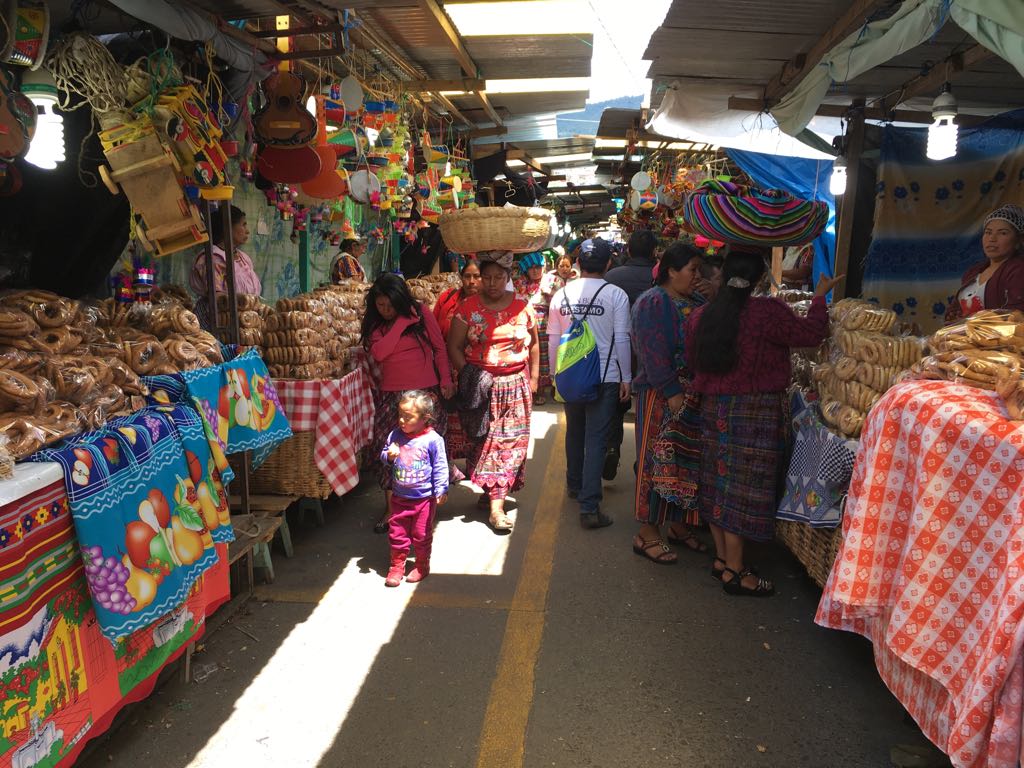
948,204,1024,320
189,205,262,329
331,235,367,283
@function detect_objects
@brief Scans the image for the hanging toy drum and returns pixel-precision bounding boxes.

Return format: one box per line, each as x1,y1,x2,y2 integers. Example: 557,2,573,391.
1,0,50,70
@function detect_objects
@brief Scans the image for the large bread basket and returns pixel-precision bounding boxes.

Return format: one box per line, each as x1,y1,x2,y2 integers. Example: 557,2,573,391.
438,205,552,254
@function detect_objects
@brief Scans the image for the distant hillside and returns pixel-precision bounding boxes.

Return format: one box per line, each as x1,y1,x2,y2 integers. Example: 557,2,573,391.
557,95,643,138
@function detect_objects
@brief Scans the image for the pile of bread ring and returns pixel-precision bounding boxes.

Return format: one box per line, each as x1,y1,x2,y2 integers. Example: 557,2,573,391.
407,274,460,308
906,311,1024,418
216,293,271,349
0,288,234,462
260,285,367,380
813,299,925,438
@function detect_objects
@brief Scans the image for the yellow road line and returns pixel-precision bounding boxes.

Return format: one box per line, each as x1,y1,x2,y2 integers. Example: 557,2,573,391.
475,414,566,768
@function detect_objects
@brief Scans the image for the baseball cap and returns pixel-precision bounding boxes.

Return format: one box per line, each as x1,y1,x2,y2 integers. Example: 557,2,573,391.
578,238,612,271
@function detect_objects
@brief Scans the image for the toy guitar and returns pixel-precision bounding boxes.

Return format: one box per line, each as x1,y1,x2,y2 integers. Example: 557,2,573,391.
253,71,317,147
0,68,36,162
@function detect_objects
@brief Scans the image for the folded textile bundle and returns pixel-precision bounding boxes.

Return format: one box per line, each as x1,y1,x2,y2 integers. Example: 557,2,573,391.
682,179,829,246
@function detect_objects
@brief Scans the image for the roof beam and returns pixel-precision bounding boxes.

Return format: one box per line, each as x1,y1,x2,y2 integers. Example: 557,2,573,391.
251,22,342,37
468,125,509,139
415,0,504,127
409,78,486,92
876,43,994,113
430,92,475,128
728,96,991,127
763,0,895,104
475,91,504,127
417,0,478,77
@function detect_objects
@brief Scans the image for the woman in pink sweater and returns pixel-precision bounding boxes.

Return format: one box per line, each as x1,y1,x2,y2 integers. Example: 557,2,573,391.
362,273,453,532
687,248,841,597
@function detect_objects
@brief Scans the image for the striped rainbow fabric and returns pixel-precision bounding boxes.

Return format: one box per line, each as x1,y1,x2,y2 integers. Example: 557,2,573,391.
682,180,829,246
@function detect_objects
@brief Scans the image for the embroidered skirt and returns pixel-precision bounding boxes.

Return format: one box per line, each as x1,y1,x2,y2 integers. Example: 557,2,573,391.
634,388,700,526
697,392,789,541
536,308,552,390
465,370,532,499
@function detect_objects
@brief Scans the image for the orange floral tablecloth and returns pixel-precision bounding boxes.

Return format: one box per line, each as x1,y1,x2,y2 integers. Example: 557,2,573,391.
817,380,1024,768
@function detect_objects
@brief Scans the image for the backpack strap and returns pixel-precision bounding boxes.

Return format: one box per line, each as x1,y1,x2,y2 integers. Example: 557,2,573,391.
582,282,616,384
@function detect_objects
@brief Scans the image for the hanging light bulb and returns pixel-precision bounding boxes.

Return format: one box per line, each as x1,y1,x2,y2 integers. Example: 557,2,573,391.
829,155,847,196
21,67,64,170
927,84,958,161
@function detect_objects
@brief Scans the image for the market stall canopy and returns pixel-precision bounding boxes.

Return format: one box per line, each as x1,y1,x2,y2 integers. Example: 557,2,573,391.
643,0,1024,156
177,0,592,134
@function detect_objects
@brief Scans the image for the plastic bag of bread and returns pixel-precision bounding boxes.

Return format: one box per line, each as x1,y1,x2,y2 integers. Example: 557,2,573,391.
926,349,1024,390
44,361,97,405
0,289,76,329
106,358,147,396
931,310,1024,352
0,414,49,458
33,326,83,356
150,304,203,338
0,347,43,374
855,361,902,393
832,356,858,382
218,293,263,311
162,335,210,371
834,329,923,367
265,311,315,332
37,400,87,443
0,435,12,479
122,336,174,375
839,303,897,334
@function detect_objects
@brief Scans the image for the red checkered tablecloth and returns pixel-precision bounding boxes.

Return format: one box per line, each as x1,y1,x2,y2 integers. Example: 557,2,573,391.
817,380,1024,768
273,368,375,495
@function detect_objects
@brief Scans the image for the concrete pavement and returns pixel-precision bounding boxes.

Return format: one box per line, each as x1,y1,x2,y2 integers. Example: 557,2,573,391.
78,405,942,768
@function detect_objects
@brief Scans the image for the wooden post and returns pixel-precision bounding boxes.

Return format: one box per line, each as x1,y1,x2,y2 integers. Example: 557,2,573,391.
202,201,218,333
771,246,783,294
832,101,866,300
299,229,310,292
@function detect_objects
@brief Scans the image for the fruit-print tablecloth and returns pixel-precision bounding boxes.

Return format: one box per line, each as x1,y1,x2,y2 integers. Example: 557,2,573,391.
30,405,233,644
264,367,376,495
0,463,229,768
817,380,1024,768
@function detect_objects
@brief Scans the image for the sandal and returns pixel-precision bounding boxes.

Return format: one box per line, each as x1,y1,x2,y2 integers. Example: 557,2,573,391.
373,515,389,535
710,556,727,581
632,536,677,565
721,567,774,597
666,525,709,553
489,511,514,532
534,395,547,405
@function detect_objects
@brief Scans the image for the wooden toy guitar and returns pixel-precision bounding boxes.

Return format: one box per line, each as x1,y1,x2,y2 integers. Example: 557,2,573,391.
253,71,317,147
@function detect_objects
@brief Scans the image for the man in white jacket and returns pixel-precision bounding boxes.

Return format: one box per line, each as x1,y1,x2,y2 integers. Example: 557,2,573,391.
547,239,632,529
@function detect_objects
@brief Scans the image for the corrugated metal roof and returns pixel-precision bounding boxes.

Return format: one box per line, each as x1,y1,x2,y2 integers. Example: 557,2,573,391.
644,0,1023,114
466,34,593,79
451,91,589,118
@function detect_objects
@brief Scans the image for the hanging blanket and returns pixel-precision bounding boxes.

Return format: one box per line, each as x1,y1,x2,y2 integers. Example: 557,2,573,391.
682,179,829,246
29,407,233,644
149,349,292,466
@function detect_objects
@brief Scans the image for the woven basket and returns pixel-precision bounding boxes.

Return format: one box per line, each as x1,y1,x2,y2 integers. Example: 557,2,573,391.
776,520,843,589
438,206,551,254
247,431,332,499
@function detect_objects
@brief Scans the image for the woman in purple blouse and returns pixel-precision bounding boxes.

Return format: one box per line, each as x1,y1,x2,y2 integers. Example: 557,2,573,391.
630,242,707,564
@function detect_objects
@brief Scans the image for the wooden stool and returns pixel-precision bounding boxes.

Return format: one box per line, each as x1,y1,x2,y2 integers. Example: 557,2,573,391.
230,514,283,584
231,494,297,558
295,497,326,527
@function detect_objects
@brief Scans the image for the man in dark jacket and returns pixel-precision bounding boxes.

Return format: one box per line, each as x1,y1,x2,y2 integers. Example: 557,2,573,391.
602,229,658,480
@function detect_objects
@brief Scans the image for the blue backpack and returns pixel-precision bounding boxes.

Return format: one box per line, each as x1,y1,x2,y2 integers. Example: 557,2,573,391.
554,283,615,403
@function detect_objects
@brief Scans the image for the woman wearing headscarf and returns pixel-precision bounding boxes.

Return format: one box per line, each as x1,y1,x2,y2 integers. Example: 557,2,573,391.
515,251,555,404
331,236,367,283
363,273,454,532
687,249,841,596
947,204,1024,320
447,250,540,532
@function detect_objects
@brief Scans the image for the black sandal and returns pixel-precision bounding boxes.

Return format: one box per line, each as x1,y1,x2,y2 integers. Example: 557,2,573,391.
721,567,774,597
710,556,727,581
666,525,709,553
373,515,388,534
632,536,677,565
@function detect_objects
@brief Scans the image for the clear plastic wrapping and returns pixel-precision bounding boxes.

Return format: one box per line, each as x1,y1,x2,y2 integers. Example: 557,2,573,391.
833,329,924,367
265,311,315,332
930,310,1024,353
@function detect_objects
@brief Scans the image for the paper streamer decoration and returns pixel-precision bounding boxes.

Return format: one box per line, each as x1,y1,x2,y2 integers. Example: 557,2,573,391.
682,179,828,247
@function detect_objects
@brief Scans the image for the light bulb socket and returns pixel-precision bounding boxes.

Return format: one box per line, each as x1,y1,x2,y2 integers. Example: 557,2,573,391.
932,84,958,120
